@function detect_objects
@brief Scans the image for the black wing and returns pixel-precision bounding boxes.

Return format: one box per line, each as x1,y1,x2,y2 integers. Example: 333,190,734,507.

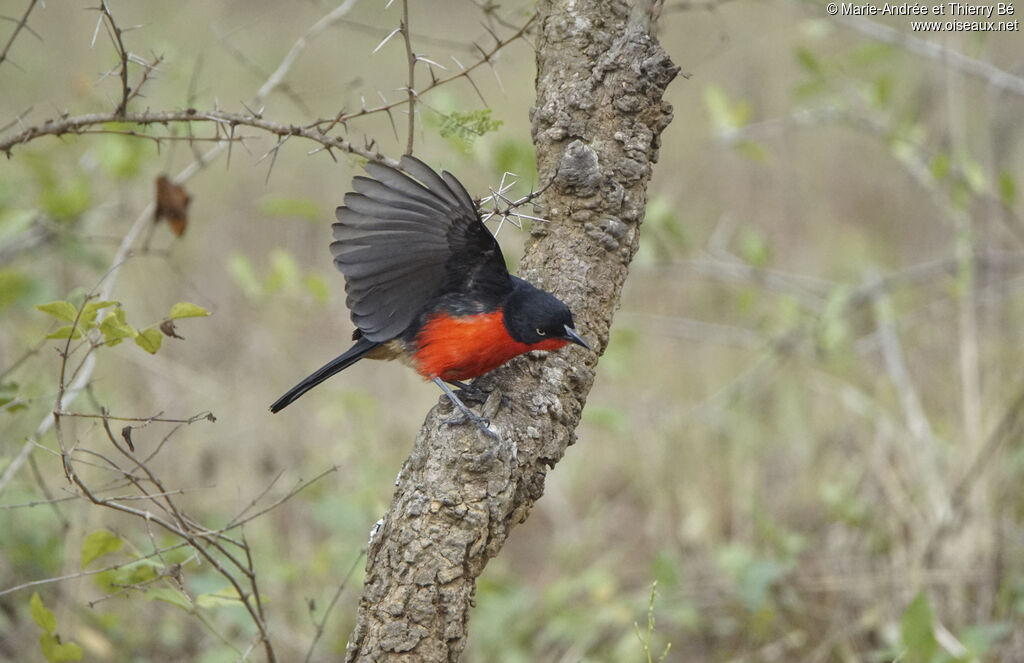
331,155,511,342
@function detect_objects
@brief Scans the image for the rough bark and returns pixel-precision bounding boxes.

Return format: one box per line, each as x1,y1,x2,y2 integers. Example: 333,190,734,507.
343,2,679,661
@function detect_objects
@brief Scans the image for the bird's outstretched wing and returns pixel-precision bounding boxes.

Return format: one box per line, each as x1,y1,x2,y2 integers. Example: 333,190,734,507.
331,155,511,342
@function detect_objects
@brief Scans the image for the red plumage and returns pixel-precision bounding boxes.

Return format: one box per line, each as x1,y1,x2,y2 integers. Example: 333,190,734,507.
412,311,569,382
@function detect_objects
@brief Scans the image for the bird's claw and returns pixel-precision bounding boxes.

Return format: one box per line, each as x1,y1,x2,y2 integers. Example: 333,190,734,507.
442,410,498,439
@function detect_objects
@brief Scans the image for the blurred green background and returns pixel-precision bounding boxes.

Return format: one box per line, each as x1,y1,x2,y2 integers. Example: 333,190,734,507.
2,0,1023,661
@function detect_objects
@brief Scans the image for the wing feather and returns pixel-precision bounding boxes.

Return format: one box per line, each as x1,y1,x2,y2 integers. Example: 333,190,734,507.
331,155,511,341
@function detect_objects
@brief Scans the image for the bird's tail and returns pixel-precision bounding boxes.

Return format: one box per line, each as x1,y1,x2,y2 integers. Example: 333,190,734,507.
270,337,379,413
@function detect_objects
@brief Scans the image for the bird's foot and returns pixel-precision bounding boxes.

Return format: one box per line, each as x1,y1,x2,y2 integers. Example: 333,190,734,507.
433,377,499,439
441,408,494,436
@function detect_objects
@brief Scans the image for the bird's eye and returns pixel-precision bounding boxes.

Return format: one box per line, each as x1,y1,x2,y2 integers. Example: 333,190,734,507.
536,328,546,336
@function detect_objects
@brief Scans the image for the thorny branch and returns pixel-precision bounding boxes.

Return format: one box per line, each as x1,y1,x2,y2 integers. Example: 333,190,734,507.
401,0,416,155
316,14,535,135
1,12,535,170
95,0,132,116
0,0,40,69
0,108,394,163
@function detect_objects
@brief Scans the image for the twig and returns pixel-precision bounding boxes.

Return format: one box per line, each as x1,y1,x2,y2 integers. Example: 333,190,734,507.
922,376,1024,564
477,170,559,236
0,540,192,598
55,410,216,424
400,0,416,155
316,13,535,135
95,0,131,116
225,466,339,530
252,0,360,104
867,268,947,522
0,0,40,69
666,0,741,11
0,108,394,165
303,550,366,663
833,12,1024,98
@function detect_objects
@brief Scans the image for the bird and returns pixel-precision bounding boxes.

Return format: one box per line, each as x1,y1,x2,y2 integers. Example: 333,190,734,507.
269,155,589,432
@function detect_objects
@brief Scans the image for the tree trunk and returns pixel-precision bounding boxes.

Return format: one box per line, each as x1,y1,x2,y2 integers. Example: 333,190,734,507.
344,1,679,660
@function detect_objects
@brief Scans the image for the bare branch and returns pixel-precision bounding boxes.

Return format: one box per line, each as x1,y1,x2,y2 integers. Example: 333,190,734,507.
0,0,40,69
400,0,416,155
304,550,366,663
0,108,396,165
55,409,216,425
95,0,131,116
253,0,359,103
316,13,535,135
834,13,1024,98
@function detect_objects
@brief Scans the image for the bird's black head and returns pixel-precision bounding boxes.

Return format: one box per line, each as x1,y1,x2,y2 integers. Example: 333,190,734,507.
503,277,590,349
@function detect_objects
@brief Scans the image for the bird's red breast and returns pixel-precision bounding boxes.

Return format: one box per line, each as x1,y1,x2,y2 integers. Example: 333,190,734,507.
412,310,569,382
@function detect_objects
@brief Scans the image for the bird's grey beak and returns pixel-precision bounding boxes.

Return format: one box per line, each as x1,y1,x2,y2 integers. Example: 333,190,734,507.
563,325,590,350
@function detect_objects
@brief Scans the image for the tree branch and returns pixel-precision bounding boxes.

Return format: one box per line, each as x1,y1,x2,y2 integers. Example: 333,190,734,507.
401,0,416,155
0,108,396,164
342,2,680,661
0,0,40,69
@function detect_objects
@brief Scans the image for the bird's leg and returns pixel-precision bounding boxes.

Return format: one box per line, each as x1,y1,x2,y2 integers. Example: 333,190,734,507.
432,377,498,439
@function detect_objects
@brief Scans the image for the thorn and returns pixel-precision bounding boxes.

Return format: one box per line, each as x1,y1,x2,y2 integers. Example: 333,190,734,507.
463,72,487,106
416,55,447,70
90,13,103,48
372,26,402,54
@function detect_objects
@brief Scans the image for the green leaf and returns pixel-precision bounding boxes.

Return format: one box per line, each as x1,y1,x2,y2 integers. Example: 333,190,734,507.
999,170,1017,207
0,268,34,312
146,587,194,611
738,227,771,267
79,300,118,326
134,327,163,354
736,140,767,163
901,592,937,663
819,285,851,353
962,157,987,194
266,249,300,294
99,308,136,346
436,109,503,151
228,252,263,300
872,74,893,108
704,84,732,131
930,152,950,181
81,529,123,569
794,47,823,75
258,196,323,221
168,302,210,320
30,593,57,634
196,588,244,609
95,126,146,180
703,84,750,132
39,633,83,662
46,326,83,340
36,301,78,322
40,173,91,222
494,138,539,183
0,381,27,414
94,558,161,592
303,274,329,303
